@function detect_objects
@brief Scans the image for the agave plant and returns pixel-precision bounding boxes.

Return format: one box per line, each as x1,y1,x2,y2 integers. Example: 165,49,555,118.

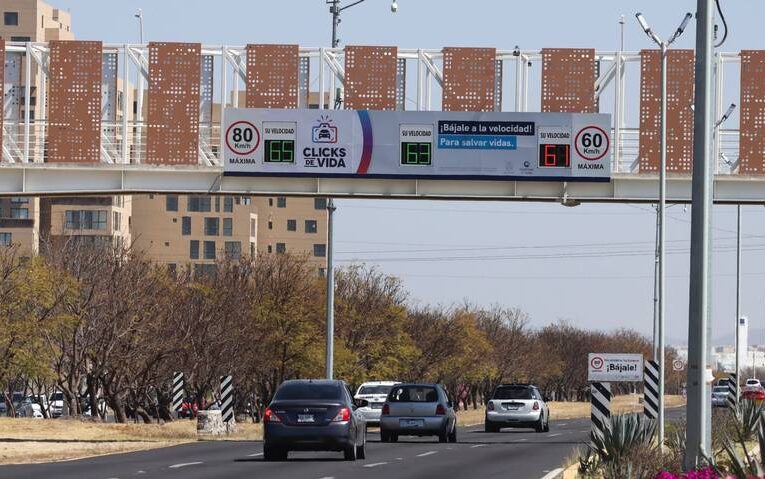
712,403,765,478
587,413,658,464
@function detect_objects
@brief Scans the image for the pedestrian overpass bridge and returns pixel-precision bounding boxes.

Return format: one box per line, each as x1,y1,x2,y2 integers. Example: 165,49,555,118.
0,40,763,203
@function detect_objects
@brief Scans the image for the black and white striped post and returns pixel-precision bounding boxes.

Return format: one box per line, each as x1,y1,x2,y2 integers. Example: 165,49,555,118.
727,372,738,411
172,372,184,417
220,375,234,424
644,360,660,420
590,382,612,444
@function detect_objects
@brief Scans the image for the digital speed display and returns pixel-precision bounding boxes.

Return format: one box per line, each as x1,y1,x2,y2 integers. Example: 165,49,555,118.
400,142,432,166
538,143,570,168
264,139,295,163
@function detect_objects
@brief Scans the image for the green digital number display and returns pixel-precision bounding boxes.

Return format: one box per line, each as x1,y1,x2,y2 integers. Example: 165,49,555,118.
264,139,295,163
400,142,432,166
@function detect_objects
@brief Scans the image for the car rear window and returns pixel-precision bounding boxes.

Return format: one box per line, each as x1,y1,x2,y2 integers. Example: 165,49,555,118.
274,383,342,401
713,387,728,393
358,385,394,395
493,386,533,400
388,386,439,403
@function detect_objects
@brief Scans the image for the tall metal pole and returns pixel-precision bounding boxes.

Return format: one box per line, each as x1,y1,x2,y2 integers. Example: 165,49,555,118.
686,0,715,468
735,205,742,404
657,40,668,448
325,199,336,380
653,205,660,361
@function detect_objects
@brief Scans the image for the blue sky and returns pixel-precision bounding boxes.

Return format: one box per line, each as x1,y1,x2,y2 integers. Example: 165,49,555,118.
50,0,765,344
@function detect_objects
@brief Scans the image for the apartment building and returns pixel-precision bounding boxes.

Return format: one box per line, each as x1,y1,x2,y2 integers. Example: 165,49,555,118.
40,196,131,249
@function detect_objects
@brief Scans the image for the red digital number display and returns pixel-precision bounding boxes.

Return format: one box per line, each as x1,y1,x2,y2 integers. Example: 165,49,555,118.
538,143,570,168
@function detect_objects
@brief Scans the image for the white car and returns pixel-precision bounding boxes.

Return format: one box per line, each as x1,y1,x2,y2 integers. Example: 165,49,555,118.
746,378,761,388
485,384,550,433
17,397,44,419
49,391,64,418
354,381,400,425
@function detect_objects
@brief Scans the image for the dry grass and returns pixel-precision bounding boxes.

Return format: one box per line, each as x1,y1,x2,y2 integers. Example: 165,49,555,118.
0,417,263,465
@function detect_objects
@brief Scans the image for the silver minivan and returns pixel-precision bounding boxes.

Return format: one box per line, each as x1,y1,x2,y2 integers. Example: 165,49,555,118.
379,383,457,443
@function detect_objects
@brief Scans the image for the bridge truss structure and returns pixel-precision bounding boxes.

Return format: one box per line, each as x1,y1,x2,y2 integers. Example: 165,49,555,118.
0,40,763,203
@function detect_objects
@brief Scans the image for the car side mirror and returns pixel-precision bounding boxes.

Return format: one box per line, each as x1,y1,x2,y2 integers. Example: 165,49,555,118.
354,398,369,409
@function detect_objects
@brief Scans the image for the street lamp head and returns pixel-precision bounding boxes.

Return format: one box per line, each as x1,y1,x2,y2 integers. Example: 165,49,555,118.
390,0,398,13
635,12,650,34
723,103,737,119
668,12,694,45
134,8,142,19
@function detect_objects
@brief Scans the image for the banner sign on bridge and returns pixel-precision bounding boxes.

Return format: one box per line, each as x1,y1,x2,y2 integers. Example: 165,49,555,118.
223,109,611,182
587,353,644,382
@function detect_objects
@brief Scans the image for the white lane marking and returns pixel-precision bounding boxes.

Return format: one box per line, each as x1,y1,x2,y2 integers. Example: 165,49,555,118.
558,423,567,426
317,477,335,479
470,429,483,433
416,451,438,457
539,468,564,479
168,462,203,469
363,462,388,468
470,444,486,448
515,438,528,442
396,457,404,461
248,452,264,457
548,433,563,437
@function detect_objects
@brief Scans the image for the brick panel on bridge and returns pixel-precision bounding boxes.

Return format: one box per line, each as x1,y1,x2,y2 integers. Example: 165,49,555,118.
47,40,103,163
541,48,597,113
146,42,201,165
740,50,765,175
344,45,398,111
246,44,300,109
638,49,695,173
442,47,497,112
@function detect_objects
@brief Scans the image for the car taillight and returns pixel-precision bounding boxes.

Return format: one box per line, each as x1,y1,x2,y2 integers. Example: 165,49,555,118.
333,407,351,422
487,401,494,411
436,404,446,415
532,401,540,411
382,404,389,415
264,407,281,423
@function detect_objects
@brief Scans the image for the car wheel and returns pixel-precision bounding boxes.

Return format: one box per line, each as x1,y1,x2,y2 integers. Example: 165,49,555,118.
356,435,366,459
438,426,448,443
344,443,357,461
543,415,550,432
448,423,457,443
263,445,286,462
535,414,545,433
484,420,499,433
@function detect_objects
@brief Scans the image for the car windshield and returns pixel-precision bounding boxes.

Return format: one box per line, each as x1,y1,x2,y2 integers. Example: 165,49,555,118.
493,387,533,400
358,385,394,395
388,386,438,403
713,387,728,393
274,383,342,401
50,392,63,401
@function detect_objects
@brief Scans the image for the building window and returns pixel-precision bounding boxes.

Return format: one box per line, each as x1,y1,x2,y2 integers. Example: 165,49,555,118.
313,244,327,257
268,198,273,207
10,207,28,219
305,220,317,234
65,210,107,230
166,195,178,212
113,212,121,231
223,196,233,213
203,241,216,260
188,195,212,212
10,36,30,42
4,12,18,26
190,240,199,259
223,218,233,236
215,196,221,213
314,197,327,210
268,220,273,230
287,219,297,232
10,197,28,204
182,216,191,235
241,197,251,205
0,233,11,246
267,245,272,254
224,241,242,259
276,243,286,254
277,197,287,208
204,217,219,236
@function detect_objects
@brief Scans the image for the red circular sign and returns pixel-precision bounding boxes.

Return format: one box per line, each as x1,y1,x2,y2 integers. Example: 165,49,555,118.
590,356,604,369
225,121,260,156
575,125,609,161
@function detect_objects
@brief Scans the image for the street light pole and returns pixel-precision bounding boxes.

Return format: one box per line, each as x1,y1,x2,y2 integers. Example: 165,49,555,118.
686,0,715,468
134,9,144,161
635,10,692,448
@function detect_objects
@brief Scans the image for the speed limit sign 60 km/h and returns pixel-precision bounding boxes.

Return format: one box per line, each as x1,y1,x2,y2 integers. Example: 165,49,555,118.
575,125,609,161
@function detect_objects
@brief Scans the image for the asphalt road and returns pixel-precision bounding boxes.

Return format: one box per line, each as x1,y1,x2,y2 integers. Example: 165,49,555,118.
0,409,685,479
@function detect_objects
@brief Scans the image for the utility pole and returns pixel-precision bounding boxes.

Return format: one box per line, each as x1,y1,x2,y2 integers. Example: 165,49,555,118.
735,205,742,403
686,0,715,468
635,9,692,448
